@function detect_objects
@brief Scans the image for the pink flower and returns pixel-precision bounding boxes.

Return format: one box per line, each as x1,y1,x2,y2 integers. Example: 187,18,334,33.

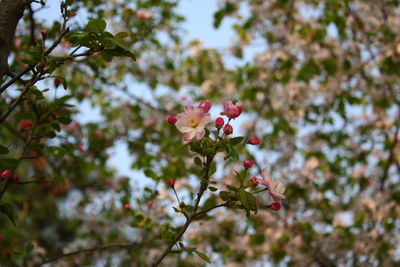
243,160,254,169
249,177,259,186
175,106,211,141
167,116,177,125
268,202,281,211
20,121,32,131
124,203,130,210
248,137,261,145
146,202,153,208
198,100,211,113
215,117,224,128
261,168,286,201
137,10,152,19
220,101,242,119
223,124,233,135
167,178,175,187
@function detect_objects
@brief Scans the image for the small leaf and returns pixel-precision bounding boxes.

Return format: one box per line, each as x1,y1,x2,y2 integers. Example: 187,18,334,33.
239,189,257,216
208,186,218,192
194,157,202,167
193,249,211,263
219,191,236,201
0,203,16,226
86,19,107,33
160,230,174,241
229,136,244,146
0,145,9,155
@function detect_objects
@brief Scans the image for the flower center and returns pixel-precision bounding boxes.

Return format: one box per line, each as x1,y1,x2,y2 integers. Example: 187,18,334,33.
189,118,199,128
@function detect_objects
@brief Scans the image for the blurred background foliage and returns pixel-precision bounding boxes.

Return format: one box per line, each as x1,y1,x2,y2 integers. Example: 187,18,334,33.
0,0,399,266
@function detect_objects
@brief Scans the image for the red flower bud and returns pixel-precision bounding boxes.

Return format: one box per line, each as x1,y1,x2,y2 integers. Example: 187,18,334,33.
0,235,3,241
1,170,12,180
198,100,211,113
167,116,177,125
167,178,175,187
123,203,130,210
54,78,61,87
20,121,33,131
249,177,259,186
223,124,233,135
146,202,153,208
215,117,224,129
243,160,254,169
40,29,47,39
248,137,261,145
268,202,281,211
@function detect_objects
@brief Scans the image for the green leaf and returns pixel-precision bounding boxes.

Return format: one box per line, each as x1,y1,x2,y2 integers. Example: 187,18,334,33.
0,145,9,155
0,203,16,226
209,162,217,176
229,136,244,146
208,186,218,192
193,249,211,263
86,19,107,33
144,169,158,180
194,157,202,167
160,230,174,241
219,191,236,201
239,189,257,215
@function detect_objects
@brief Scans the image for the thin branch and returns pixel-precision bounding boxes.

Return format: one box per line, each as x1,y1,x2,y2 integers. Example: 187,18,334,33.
192,202,230,218
38,239,154,266
152,155,215,266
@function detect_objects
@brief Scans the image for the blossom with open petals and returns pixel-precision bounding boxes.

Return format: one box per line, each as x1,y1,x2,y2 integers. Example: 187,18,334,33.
175,106,211,141
261,168,286,201
220,101,242,119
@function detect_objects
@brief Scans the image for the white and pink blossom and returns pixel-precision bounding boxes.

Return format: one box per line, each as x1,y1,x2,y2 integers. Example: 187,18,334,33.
175,106,211,141
261,168,286,201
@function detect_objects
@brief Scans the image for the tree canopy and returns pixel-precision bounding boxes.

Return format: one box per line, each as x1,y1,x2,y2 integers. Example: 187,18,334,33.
0,0,399,266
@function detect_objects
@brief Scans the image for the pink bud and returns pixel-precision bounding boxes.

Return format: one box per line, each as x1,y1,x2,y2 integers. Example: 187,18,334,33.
54,78,61,87
248,137,261,145
223,124,233,135
146,202,153,208
215,117,224,129
124,203,130,210
198,100,211,113
167,178,175,187
268,202,281,211
40,29,47,39
1,170,12,180
167,116,177,125
20,121,33,131
220,101,242,119
243,160,254,169
249,177,259,186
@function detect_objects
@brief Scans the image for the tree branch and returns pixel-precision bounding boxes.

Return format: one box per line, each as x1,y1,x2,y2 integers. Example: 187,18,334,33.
38,239,154,266
152,155,215,266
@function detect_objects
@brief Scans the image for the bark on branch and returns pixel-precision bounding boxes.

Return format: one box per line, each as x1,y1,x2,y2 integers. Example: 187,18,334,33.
0,0,25,83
